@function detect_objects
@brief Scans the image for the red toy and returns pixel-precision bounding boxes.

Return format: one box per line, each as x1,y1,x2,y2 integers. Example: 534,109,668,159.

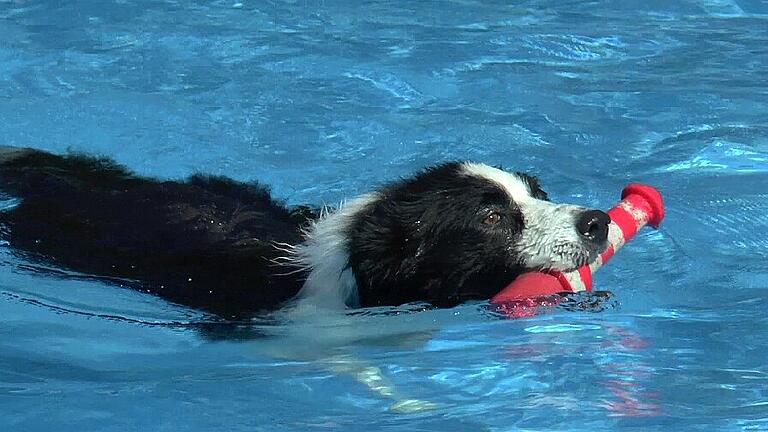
491,183,665,317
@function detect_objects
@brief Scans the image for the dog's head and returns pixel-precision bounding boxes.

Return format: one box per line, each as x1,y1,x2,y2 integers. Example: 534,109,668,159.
293,162,609,308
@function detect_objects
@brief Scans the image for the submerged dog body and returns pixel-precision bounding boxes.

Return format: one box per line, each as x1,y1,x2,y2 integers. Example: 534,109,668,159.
0,146,609,318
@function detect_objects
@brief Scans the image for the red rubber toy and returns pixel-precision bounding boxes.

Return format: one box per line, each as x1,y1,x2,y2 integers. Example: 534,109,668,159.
491,183,665,316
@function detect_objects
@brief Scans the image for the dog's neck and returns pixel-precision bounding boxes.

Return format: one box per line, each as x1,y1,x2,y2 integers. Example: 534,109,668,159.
288,193,379,309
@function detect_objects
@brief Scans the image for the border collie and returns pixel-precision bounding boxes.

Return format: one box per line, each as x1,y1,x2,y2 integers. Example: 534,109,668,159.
0,146,610,319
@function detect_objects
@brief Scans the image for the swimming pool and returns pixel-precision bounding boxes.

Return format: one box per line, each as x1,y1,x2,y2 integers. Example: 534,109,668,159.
1,0,767,430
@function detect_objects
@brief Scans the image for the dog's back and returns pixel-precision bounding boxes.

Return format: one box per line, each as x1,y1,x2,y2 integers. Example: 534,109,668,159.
0,146,309,317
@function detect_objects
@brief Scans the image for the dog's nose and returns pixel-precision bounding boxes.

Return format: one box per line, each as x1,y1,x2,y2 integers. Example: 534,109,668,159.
576,210,610,243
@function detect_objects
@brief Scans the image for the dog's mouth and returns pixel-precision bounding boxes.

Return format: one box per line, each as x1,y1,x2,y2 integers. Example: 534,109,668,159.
514,209,611,274
535,239,609,273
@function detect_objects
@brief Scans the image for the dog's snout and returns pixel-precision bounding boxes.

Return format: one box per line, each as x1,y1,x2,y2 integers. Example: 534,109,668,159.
576,210,610,243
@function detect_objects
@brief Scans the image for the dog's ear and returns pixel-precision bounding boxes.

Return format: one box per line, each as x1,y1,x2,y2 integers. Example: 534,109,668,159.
347,200,430,305
348,211,414,276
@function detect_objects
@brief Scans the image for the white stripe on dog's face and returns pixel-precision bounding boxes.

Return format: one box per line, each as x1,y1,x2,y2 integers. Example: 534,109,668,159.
462,163,593,271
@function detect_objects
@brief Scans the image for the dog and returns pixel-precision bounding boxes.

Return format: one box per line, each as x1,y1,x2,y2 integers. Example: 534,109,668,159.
0,146,610,319
0,145,614,412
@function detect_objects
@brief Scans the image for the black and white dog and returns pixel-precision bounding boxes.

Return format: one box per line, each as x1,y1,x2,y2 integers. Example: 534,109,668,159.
0,146,610,319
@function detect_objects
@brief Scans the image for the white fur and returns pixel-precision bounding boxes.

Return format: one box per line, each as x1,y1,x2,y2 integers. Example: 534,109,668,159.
288,193,379,309
461,162,532,202
461,163,590,271
513,202,593,270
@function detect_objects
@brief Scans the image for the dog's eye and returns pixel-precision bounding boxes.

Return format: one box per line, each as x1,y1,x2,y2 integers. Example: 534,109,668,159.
483,211,503,225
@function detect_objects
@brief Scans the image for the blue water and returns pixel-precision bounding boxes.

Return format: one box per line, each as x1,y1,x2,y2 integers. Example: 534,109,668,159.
1,0,768,430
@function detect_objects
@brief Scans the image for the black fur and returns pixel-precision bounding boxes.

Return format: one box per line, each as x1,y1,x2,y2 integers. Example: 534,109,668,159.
348,163,530,307
0,148,311,318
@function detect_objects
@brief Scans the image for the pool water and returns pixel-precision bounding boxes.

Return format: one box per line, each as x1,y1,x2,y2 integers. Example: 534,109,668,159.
1,0,768,430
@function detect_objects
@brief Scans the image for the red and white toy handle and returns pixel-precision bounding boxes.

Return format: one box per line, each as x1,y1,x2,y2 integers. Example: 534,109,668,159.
491,183,665,304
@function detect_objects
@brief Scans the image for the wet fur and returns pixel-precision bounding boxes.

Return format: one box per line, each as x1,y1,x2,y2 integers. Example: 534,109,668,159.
0,147,311,317
0,146,603,319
